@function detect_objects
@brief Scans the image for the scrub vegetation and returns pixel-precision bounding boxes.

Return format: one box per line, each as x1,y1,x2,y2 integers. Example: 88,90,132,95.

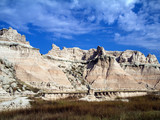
0,95,160,120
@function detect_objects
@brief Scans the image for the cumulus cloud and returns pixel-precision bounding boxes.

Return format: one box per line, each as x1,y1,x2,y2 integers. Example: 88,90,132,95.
0,0,138,34
115,0,160,49
115,31,160,49
0,0,160,50
0,0,100,38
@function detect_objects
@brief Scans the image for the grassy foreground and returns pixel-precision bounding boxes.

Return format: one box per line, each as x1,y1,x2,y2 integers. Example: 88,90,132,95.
0,95,160,120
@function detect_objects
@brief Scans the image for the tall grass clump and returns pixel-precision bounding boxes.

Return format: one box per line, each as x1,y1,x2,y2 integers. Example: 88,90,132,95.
0,95,160,120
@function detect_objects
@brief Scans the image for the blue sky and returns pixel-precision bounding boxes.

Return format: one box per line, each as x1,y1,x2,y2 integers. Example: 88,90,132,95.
0,0,160,61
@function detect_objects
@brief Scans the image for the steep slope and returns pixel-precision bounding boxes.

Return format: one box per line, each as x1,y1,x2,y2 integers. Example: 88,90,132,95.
0,28,73,92
46,45,160,91
117,50,160,90
0,27,160,95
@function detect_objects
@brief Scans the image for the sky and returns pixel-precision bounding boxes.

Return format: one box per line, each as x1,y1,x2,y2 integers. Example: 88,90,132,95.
0,0,160,61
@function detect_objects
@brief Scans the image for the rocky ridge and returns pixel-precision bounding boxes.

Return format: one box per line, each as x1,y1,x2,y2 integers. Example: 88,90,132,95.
46,44,160,90
0,27,160,103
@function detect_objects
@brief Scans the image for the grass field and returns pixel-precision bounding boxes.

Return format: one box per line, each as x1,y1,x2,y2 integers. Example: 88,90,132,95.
0,95,160,120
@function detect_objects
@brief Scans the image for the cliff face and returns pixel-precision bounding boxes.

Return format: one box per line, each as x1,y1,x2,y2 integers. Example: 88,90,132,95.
0,28,73,93
0,27,160,96
116,50,160,89
46,44,160,91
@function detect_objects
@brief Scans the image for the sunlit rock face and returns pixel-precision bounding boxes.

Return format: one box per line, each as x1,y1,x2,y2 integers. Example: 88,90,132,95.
116,50,160,90
0,27,160,94
116,50,159,64
85,55,145,90
46,42,160,91
0,27,28,44
47,44,87,61
0,28,73,92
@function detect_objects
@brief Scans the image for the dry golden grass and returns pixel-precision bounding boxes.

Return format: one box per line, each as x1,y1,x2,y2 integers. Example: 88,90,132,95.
0,95,160,120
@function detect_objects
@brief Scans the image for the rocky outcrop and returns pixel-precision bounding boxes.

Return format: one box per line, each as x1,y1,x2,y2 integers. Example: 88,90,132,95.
46,45,160,90
0,58,38,96
0,27,26,43
85,55,145,90
47,44,87,61
117,50,159,64
0,28,73,93
46,44,160,91
116,50,160,90
146,54,159,64
0,27,160,102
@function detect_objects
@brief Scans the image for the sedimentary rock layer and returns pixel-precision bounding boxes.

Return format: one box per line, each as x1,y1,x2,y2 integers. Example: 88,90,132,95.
0,27,160,96
0,28,73,93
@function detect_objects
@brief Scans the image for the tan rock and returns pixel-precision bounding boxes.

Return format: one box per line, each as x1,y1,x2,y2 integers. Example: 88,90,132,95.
0,27,27,43
146,54,159,64
85,55,145,90
0,28,73,91
47,44,87,61
0,27,160,93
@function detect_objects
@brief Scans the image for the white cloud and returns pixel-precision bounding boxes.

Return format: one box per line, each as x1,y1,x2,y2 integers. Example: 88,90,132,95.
115,0,160,49
118,11,145,31
0,0,138,32
0,0,160,50
115,31,160,49
74,0,139,24
0,0,101,38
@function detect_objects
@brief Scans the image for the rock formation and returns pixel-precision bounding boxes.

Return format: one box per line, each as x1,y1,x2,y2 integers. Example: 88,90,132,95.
0,27,160,102
46,44,160,91
0,27,73,93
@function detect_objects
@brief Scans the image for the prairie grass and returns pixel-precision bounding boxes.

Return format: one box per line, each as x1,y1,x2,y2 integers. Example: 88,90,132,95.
0,95,160,120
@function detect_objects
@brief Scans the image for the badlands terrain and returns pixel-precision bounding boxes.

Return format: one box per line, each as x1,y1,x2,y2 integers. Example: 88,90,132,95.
0,27,160,110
